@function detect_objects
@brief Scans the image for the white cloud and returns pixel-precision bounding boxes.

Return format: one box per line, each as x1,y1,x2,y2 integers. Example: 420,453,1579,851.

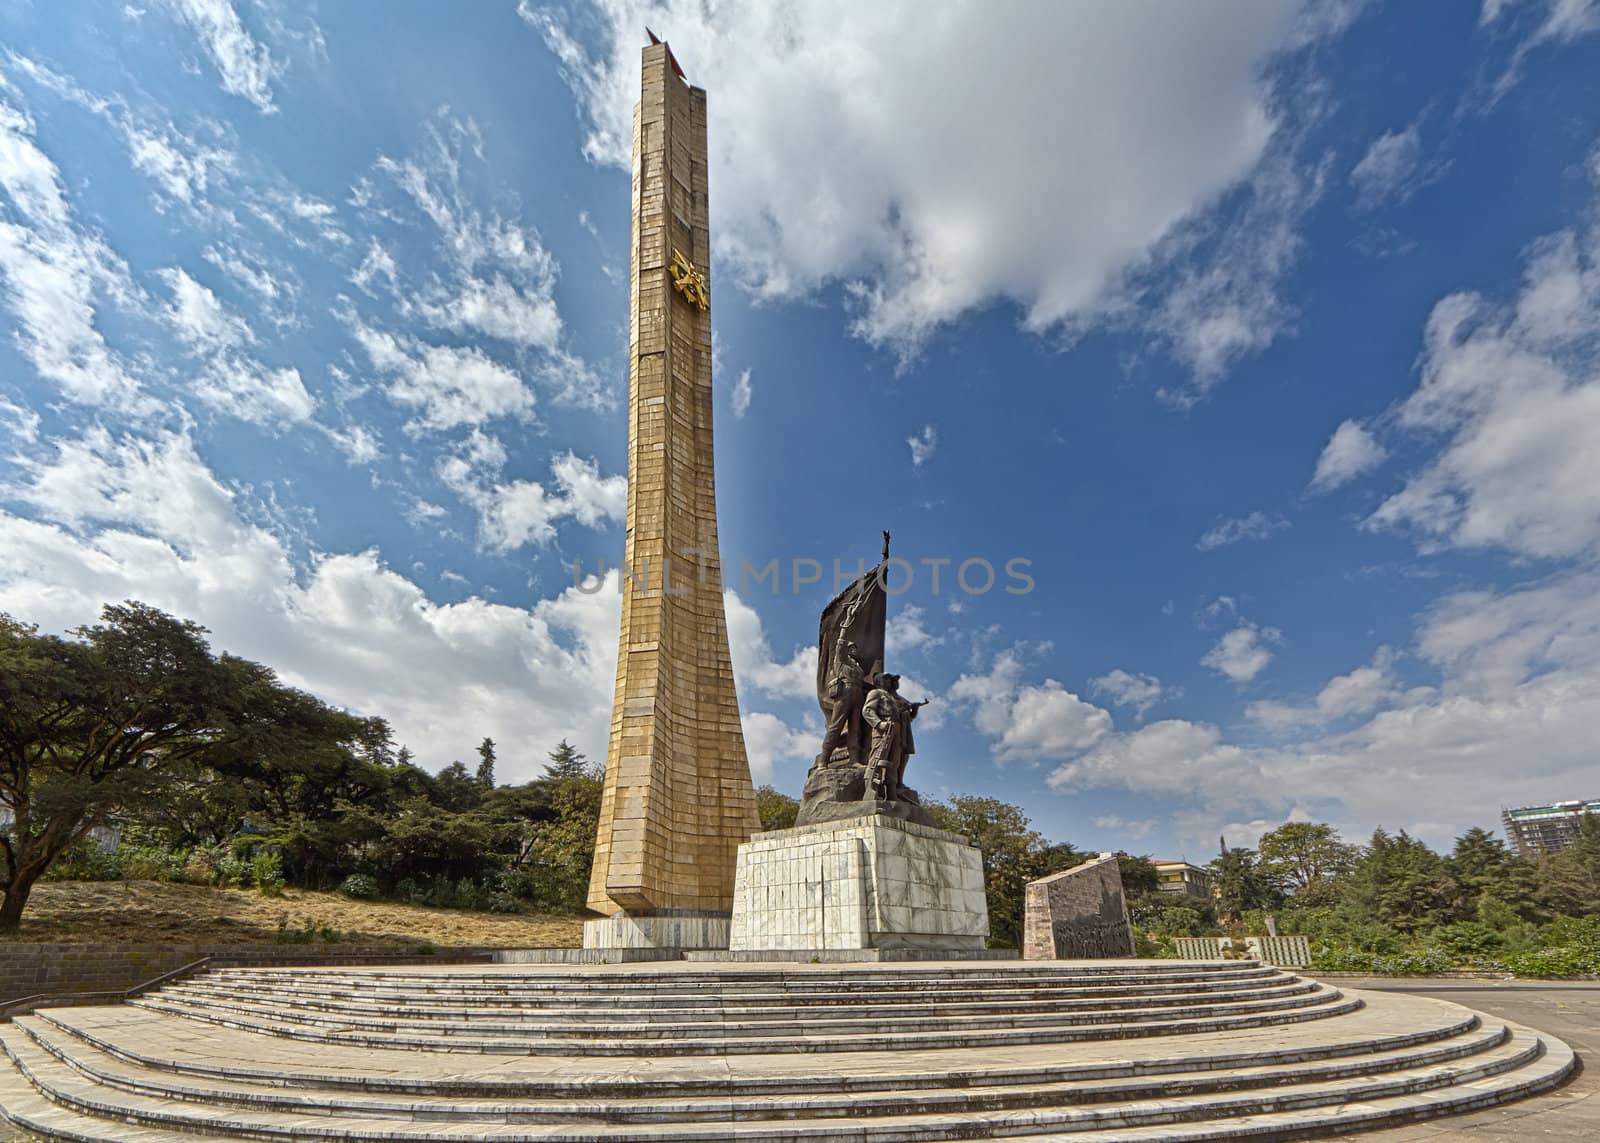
740,710,815,786
1482,0,1600,96
1091,668,1166,717
353,323,535,434
153,267,314,427
405,497,447,526
1350,123,1422,208
1202,622,1281,683
0,424,624,775
163,0,280,113
1090,814,1157,841
202,243,290,303
1053,568,1600,853
193,357,315,426
1246,648,1400,730
887,603,941,656
948,647,1112,762
1049,718,1251,797
530,2,1345,381
1368,205,1600,558
0,395,40,442
907,424,937,467
322,423,381,465
358,113,610,411
1196,510,1289,551
731,367,752,418
159,267,252,352
1310,418,1387,491
435,431,624,553
3,53,239,212
0,94,148,410
724,590,818,701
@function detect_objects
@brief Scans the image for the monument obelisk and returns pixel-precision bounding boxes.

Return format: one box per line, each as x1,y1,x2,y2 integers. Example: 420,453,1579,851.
584,37,760,950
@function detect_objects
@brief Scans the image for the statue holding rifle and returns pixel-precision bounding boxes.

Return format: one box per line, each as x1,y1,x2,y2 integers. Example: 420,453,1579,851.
797,532,935,827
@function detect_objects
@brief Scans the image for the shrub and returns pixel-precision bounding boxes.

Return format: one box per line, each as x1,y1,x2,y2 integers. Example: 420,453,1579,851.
118,845,189,883
1432,921,1503,955
340,874,379,900
1309,946,1452,976
252,852,285,896
1498,947,1600,979
485,890,520,914
1156,907,1203,937
46,840,123,882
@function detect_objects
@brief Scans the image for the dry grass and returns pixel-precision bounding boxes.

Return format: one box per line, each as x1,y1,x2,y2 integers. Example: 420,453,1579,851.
4,881,586,948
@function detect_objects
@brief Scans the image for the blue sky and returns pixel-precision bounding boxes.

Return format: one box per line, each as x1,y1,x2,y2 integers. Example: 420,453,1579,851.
2,1,1599,861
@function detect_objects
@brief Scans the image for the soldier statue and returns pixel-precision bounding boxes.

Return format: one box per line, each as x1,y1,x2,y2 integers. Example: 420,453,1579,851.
819,636,866,765
796,531,935,828
862,673,928,800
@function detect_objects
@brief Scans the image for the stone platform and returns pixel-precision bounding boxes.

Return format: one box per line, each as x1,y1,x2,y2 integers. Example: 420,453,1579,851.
0,959,1577,1140
728,813,989,952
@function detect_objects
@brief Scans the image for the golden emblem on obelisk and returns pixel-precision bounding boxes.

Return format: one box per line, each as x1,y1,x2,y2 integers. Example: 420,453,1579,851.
669,248,709,311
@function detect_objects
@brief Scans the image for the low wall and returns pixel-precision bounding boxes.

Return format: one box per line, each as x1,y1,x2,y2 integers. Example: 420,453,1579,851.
1023,853,1135,960
0,943,490,1005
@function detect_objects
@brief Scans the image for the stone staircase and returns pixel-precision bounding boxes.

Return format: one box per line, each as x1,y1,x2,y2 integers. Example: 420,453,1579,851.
0,960,1575,1141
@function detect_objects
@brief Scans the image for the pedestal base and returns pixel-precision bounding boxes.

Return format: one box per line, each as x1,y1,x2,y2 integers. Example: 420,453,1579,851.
728,814,990,952
582,914,731,951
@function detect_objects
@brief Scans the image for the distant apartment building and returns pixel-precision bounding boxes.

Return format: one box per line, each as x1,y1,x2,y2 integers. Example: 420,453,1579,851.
1501,800,1600,857
1151,859,1212,898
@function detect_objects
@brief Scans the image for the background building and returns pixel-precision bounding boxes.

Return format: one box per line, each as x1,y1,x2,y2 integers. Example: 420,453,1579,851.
1151,859,1212,898
1502,800,1600,857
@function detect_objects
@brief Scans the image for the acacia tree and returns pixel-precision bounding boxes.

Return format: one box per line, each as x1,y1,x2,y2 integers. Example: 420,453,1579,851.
1258,822,1358,893
0,602,368,932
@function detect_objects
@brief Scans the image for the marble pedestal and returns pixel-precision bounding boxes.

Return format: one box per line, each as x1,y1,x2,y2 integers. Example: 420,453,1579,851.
582,914,731,951
728,814,990,952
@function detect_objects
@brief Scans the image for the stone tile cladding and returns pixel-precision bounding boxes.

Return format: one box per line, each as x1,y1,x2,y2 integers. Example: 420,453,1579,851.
586,42,760,918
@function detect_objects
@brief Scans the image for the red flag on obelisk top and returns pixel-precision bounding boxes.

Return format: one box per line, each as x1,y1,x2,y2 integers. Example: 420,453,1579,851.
644,28,688,80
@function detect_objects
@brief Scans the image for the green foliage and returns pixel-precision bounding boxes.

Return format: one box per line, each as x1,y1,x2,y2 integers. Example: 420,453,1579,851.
46,840,124,882
756,785,799,832
1157,906,1204,936
340,873,379,900
1258,822,1358,891
1309,947,1453,976
1208,845,1279,920
542,739,592,781
1432,920,1504,955
252,852,285,896
274,914,341,944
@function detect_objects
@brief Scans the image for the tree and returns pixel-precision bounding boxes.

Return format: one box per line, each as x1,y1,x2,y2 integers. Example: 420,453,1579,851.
476,737,497,787
1343,829,1457,932
1208,845,1278,921
519,770,603,912
0,603,363,932
755,785,799,831
543,739,591,781
1258,822,1357,893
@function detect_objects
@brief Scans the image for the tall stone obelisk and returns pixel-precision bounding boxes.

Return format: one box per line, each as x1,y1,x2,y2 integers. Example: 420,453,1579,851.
584,39,760,950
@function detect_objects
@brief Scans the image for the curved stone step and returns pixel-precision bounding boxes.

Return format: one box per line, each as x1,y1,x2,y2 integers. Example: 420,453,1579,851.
151,977,1316,1024
29,1000,1480,1099
11,1012,1516,1124
166,969,1296,1011
0,1018,1573,1142
206,962,1278,995
126,987,1357,1055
